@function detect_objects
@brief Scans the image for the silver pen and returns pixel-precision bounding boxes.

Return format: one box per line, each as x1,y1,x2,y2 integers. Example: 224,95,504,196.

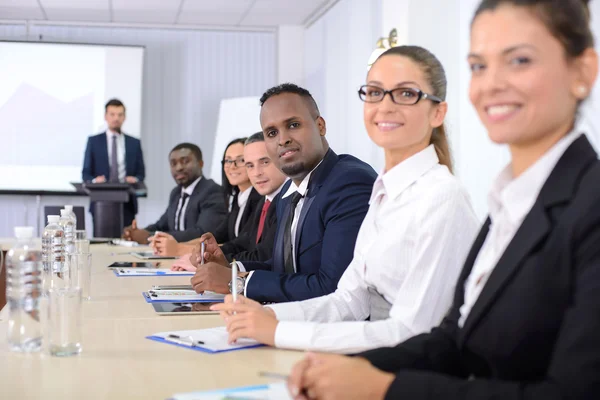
201,242,206,265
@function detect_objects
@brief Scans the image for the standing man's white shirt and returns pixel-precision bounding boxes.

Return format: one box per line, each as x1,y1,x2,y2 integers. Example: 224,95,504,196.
174,176,202,231
458,131,581,327
106,129,126,182
266,145,479,354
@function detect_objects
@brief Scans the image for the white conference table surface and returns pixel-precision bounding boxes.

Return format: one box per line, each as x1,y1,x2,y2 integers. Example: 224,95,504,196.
0,242,304,399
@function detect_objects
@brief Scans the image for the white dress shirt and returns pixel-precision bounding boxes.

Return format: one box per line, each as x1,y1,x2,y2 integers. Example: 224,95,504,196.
267,145,480,354
174,176,202,231
458,132,581,327
281,159,323,271
106,129,126,182
238,164,320,292
234,187,252,237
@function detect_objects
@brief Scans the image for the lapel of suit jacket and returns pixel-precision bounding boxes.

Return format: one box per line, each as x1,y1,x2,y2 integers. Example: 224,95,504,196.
274,181,292,271
183,177,206,228
124,134,132,175
458,134,596,345
99,132,110,176
294,149,339,256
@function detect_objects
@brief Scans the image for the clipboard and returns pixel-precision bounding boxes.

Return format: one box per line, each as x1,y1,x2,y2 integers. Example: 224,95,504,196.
142,292,225,303
113,269,193,277
146,327,264,354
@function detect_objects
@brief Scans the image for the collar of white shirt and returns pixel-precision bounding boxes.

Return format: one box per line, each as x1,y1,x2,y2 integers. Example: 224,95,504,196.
282,160,324,199
266,181,286,202
370,144,440,204
107,129,123,139
182,176,202,197
488,131,582,226
237,186,253,207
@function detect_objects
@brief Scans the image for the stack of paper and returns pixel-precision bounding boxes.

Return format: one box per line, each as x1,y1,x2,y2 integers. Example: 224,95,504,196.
147,326,264,353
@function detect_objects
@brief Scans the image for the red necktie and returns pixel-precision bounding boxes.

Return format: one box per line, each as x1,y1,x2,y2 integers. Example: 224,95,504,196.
256,199,271,243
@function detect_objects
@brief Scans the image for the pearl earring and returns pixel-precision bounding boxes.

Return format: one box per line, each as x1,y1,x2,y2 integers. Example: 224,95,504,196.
578,86,587,95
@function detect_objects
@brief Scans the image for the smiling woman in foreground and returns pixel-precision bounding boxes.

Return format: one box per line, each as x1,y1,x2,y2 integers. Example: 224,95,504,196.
284,0,600,399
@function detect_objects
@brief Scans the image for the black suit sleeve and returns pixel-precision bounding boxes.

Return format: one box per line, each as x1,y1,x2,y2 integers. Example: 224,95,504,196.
82,137,94,182
362,212,600,400
144,189,175,232
135,139,145,182
170,185,228,242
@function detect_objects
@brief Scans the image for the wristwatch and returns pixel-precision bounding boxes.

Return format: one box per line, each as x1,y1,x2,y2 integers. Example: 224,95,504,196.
228,274,246,294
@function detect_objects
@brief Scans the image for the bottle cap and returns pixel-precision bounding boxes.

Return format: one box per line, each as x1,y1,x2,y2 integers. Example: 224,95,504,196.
14,226,34,239
60,209,68,217
47,215,60,223
64,205,73,211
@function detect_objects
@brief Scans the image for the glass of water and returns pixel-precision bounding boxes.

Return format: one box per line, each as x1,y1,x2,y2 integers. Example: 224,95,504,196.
47,287,82,357
74,231,89,254
68,253,92,300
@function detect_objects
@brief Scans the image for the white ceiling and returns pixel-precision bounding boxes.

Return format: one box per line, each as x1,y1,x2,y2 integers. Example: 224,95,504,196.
0,0,336,27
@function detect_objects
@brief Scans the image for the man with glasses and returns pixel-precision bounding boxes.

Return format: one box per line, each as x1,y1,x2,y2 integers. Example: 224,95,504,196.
189,83,378,303
122,143,227,244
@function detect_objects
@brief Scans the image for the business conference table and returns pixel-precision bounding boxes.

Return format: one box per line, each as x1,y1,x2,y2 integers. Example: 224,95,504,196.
0,241,304,399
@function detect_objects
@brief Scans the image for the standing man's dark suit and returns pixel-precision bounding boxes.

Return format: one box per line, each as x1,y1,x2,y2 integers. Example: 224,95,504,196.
221,194,280,262
145,177,227,242
359,135,600,400
242,149,377,303
82,132,145,226
213,188,262,243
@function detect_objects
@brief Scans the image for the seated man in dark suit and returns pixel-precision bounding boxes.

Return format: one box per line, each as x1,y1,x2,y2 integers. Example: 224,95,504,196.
82,98,145,227
123,143,227,244
189,83,377,303
151,131,286,263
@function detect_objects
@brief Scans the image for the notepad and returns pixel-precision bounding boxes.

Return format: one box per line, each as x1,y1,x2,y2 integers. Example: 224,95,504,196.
142,291,225,303
113,269,194,277
170,383,291,400
147,326,265,354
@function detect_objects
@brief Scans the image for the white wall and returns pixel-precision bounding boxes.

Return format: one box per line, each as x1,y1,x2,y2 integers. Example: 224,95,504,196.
0,24,276,237
304,0,384,172
278,25,305,85
305,0,600,219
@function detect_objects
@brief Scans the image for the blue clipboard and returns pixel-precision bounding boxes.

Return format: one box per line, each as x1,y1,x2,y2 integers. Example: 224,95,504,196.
142,292,224,303
113,270,194,277
145,335,265,354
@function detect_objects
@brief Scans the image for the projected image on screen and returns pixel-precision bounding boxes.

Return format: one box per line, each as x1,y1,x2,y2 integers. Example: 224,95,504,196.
0,41,144,192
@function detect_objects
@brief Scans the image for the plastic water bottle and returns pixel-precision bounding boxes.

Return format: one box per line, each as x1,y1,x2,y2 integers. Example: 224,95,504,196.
6,226,43,352
42,215,65,283
59,209,75,255
63,205,77,228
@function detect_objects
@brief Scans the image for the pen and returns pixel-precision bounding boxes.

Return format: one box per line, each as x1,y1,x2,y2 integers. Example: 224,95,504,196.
200,242,206,265
259,371,289,380
167,334,204,345
231,258,238,304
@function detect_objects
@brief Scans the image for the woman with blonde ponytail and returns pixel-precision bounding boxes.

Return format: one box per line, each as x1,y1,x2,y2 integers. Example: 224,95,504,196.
212,45,479,357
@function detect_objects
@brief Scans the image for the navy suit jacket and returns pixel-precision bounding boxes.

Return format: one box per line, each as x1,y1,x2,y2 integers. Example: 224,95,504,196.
221,195,279,263
243,149,377,303
82,132,145,183
359,135,600,400
144,177,227,242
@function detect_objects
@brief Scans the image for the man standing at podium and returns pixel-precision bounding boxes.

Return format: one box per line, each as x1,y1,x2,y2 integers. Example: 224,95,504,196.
82,98,145,228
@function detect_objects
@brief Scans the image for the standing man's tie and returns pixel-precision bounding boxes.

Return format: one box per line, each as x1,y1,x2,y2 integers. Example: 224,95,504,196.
256,199,271,244
176,193,190,231
283,192,303,273
109,135,119,183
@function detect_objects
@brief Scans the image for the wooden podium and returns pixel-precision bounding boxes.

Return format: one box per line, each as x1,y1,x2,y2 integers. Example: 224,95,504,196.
72,182,147,238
